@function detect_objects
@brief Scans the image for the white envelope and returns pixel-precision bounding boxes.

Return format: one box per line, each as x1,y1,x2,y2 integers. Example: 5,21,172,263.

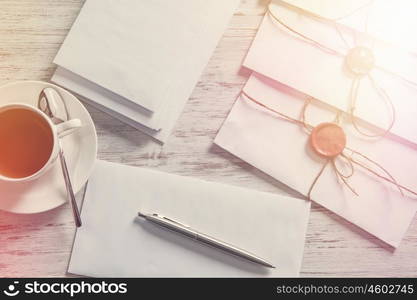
244,0,417,147
215,73,417,248
69,160,311,277
52,67,170,141
54,0,239,113
284,0,417,53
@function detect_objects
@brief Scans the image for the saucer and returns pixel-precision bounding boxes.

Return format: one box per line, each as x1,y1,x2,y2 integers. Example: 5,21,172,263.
0,81,97,214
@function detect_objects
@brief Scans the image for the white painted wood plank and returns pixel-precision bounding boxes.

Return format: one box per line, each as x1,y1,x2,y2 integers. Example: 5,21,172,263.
0,0,415,277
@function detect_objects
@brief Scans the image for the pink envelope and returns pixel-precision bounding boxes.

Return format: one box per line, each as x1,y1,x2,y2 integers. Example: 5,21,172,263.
284,0,417,53
215,73,417,247
244,0,417,147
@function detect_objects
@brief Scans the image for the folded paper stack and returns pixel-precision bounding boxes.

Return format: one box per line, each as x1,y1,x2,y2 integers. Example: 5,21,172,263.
215,0,417,247
52,0,239,143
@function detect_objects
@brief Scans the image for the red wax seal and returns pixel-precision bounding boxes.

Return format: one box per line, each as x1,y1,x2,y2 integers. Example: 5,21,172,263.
310,123,346,158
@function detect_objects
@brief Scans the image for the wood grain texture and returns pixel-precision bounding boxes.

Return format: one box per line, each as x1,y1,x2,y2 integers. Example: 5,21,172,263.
0,0,416,277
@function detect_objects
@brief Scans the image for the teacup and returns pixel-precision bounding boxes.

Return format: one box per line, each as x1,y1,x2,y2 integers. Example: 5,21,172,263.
0,103,82,182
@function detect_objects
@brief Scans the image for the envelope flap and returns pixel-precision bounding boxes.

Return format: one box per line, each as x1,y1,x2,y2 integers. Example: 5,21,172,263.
281,0,374,21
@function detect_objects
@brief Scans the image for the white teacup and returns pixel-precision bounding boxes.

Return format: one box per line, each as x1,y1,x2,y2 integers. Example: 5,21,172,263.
0,103,82,182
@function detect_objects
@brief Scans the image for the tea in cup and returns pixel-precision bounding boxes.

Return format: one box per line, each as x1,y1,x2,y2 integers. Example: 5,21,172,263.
0,103,81,182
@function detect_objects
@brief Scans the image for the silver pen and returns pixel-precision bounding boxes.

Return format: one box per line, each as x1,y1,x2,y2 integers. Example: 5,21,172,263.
137,211,275,268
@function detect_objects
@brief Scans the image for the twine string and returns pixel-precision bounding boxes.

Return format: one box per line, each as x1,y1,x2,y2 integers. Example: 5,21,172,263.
307,160,329,200
266,4,404,139
300,97,314,133
330,0,375,22
266,5,342,56
349,75,396,138
334,22,352,49
241,91,417,199
241,90,312,129
337,153,355,179
345,147,417,197
331,158,358,196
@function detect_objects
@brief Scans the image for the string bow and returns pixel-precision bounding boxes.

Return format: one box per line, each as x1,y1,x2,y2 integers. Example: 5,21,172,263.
241,91,417,199
266,2,400,139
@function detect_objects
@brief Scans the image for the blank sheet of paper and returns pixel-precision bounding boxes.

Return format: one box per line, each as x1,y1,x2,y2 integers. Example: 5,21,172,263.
68,160,310,277
54,0,239,116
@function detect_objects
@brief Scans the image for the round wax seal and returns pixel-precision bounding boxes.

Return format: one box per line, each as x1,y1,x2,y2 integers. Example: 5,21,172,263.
345,46,375,76
310,123,346,158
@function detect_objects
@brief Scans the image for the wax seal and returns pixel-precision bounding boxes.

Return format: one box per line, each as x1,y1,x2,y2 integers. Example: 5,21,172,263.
310,123,346,158
345,46,375,76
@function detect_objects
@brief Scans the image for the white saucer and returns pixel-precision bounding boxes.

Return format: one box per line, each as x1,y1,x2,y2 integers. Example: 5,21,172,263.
0,81,97,214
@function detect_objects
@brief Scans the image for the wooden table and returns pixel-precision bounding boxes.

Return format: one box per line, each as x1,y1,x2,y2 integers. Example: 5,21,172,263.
0,0,416,277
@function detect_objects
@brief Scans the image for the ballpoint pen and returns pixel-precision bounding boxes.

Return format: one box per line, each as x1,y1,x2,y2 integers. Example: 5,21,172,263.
137,211,275,268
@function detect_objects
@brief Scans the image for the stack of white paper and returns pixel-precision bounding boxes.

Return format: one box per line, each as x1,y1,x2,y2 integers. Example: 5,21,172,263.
215,0,417,247
69,160,311,277
52,0,240,143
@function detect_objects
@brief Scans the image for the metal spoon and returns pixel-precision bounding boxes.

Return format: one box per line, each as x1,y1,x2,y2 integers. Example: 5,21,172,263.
38,88,82,227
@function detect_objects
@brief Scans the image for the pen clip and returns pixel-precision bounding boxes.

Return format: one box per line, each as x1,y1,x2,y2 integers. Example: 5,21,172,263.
153,214,190,228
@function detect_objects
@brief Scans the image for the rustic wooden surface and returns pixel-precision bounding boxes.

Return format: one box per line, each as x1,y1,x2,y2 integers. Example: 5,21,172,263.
0,0,416,278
